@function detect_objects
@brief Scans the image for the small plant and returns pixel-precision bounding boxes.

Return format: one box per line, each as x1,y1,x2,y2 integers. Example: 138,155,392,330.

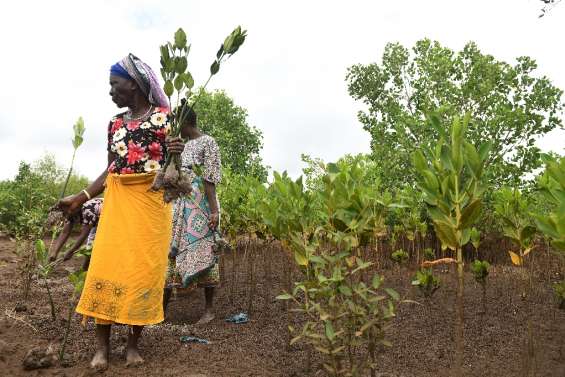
423,247,435,261
412,268,440,298
412,113,490,377
35,240,56,320
494,188,537,268
59,269,86,361
470,260,490,314
278,254,399,377
553,280,565,310
391,249,409,265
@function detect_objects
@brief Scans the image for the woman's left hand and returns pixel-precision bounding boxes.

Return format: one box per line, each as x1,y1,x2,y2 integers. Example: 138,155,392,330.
208,212,219,230
166,136,186,154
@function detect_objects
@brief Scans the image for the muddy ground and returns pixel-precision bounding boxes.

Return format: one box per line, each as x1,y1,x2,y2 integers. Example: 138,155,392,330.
0,236,564,377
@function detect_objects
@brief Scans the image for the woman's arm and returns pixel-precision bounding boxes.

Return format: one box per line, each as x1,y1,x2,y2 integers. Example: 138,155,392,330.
58,153,115,217
63,225,93,261
48,220,74,261
204,180,219,230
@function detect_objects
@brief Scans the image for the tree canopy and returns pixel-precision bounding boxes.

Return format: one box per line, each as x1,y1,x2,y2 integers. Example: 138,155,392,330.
192,89,267,180
346,39,563,189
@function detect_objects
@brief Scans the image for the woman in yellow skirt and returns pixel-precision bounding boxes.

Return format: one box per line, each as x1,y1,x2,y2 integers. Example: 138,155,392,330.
59,54,177,370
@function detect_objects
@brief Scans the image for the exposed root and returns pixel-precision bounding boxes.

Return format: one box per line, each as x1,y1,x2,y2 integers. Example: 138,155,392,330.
4,308,38,332
421,258,457,268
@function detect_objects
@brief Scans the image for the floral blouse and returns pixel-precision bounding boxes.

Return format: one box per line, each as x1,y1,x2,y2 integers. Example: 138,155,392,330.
107,107,170,174
181,135,222,184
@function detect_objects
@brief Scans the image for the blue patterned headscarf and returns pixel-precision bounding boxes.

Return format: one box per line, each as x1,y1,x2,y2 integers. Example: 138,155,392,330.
110,63,132,80
110,54,168,108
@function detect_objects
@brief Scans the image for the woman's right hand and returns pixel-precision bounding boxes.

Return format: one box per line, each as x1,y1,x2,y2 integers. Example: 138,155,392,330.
58,193,86,218
166,136,186,155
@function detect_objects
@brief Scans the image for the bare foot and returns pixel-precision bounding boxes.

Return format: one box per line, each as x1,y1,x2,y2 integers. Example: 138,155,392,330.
195,310,215,325
89,349,108,371
125,347,144,367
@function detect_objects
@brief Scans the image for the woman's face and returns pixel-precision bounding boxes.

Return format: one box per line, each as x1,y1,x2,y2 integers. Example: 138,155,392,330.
109,75,136,108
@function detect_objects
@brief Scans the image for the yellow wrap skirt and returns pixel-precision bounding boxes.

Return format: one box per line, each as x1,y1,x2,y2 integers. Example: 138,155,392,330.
76,173,172,325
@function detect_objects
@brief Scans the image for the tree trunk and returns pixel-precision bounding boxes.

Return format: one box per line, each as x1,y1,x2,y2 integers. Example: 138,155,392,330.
455,247,465,377
247,240,255,314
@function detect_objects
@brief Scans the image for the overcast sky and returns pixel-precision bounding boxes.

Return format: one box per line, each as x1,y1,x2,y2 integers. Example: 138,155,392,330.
0,0,563,181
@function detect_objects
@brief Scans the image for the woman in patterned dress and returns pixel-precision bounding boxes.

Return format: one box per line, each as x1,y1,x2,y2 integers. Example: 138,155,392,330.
58,54,173,370
164,107,222,325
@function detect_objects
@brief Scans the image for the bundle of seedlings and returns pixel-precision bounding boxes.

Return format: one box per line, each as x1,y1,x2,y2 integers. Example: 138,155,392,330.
150,26,246,202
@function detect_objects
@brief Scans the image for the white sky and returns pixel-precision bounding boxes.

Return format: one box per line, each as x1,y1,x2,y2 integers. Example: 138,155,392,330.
0,0,563,181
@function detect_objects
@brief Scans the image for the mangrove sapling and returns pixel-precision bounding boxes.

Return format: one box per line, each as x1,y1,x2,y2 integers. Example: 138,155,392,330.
153,27,247,202
412,113,491,377
59,269,86,362
35,240,56,321
412,268,441,327
412,268,441,299
275,160,402,376
494,188,537,297
470,260,490,314
391,249,409,277
423,247,435,261
553,280,565,310
534,156,565,311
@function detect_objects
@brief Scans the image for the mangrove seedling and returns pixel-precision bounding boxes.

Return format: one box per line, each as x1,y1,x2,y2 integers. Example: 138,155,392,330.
470,259,490,314
412,113,490,377
412,268,441,298
59,269,86,361
35,240,56,320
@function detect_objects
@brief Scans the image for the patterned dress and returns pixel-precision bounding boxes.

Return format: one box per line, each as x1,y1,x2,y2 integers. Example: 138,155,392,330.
168,135,222,288
81,198,103,247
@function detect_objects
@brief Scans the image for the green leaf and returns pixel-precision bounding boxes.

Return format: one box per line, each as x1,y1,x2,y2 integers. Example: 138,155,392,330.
160,44,170,62
421,170,439,190
412,151,428,172
338,285,352,296
385,288,400,301
325,321,336,342
35,239,46,256
164,80,174,97
216,44,224,60
174,75,184,91
183,72,194,89
478,142,492,162
294,250,308,267
459,199,482,230
372,275,383,289
434,221,458,250
463,141,480,176
210,61,220,75
175,56,187,74
174,28,187,49
276,293,292,300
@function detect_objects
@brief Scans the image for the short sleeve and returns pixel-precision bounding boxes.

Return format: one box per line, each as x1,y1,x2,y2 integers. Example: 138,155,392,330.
202,137,222,184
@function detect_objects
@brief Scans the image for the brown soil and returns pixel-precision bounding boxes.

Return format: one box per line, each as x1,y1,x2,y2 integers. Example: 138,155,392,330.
0,237,564,377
